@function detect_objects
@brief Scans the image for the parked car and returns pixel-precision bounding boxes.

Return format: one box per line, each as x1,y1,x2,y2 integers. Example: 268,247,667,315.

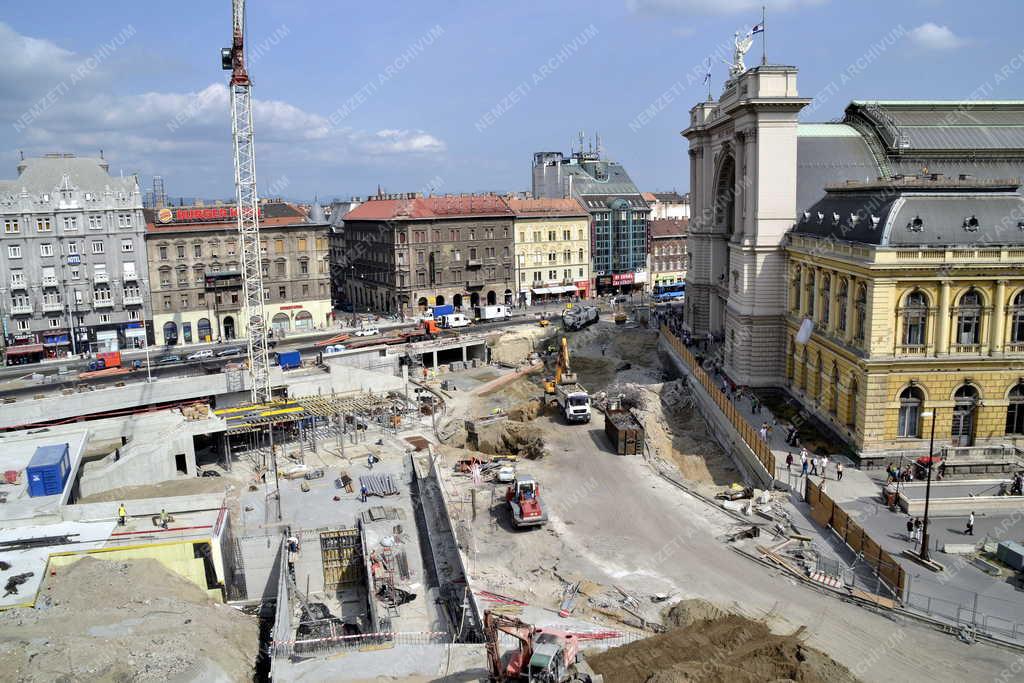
156,355,181,365
186,349,214,361
216,346,242,357
354,327,380,337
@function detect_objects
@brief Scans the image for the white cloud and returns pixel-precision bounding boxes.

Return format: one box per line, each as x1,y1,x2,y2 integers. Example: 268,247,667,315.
907,22,967,50
0,21,446,194
627,0,826,15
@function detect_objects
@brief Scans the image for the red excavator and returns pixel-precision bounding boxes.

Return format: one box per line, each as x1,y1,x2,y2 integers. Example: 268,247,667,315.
484,610,604,682
506,474,548,529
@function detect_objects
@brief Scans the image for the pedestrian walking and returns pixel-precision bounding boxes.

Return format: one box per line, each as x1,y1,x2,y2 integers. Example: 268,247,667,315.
758,423,768,442
821,455,830,479
966,511,975,536
809,455,818,476
913,518,923,543
360,484,368,503
117,502,128,527
367,452,374,470
906,516,914,543
159,508,170,529
800,448,809,476
836,462,844,481
786,452,793,472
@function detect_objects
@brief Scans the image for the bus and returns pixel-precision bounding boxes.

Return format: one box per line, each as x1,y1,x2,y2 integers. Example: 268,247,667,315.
653,282,685,303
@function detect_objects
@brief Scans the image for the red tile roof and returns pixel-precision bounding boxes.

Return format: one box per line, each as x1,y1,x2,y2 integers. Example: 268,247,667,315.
650,218,688,238
345,195,514,221
506,198,589,218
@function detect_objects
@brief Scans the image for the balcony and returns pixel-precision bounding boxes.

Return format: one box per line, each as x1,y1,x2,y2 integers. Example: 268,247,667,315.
951,343,981,354
1008,343,1024,354
42,276,59,287
9,278,27,291
123,270,139,282
466,259,482,268
93,297,114,309
42,300,64,313
123,294,144,306
93,271,110,284
10,302,32,315
896,344,928,356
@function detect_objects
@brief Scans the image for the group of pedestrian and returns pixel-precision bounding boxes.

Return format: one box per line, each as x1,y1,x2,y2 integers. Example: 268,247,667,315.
886,463,915,483
906,516,923,544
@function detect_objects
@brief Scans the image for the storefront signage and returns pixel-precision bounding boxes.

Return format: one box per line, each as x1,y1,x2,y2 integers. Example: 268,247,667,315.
612,272,635,285
158,206,263,224
280,305,304,311
596,275,612,287
67,254,81,265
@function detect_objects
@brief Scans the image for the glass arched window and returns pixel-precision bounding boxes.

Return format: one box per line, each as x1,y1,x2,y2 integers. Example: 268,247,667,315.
854,285,867,342
791,266,801,313
957,290,982,345
898,386,924,438
830,363,839,415
821,274,831,326
902,291,928,347
837,279,849,332
1011,291,1024,344
1007,385,1024,435
800,347,808,390
805,270,815,318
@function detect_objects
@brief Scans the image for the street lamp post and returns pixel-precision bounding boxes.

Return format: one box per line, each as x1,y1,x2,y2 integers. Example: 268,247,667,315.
347,265,357,327
919,409,938,562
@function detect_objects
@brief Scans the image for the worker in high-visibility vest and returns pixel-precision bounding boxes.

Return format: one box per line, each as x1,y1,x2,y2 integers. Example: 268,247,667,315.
117,503,128,526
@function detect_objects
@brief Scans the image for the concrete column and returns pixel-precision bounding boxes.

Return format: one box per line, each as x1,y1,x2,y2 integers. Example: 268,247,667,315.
991,279,1007,355
432,350,438,369
936,280,951,355
462,344,467,363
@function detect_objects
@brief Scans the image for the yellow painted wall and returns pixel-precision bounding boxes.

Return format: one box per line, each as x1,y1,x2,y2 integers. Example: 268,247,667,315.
47,539,223,602
513,216,591,291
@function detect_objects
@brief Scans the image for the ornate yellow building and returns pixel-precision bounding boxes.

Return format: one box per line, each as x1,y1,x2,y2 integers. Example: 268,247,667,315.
507,198,591,304
786,176,1024,456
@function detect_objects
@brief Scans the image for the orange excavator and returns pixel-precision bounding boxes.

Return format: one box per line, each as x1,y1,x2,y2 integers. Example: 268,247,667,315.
484,610,604,682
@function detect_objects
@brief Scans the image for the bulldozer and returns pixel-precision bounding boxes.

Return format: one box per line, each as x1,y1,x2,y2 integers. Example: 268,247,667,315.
506,474,548,528
485,610,604,683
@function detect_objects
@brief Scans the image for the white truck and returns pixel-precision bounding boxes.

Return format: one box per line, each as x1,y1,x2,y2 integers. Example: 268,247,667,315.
475,304,512,321
555,383,591,423
439,313,472,329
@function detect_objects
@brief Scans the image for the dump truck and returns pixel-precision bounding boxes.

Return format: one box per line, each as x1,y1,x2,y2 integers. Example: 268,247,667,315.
562,305,599,331
604,407,645,455
506,474,548,528
555,383,591,423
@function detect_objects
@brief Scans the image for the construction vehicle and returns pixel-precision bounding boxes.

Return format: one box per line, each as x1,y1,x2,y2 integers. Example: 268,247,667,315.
476,304,512,321
506,474,548,528
562,305,599,331
399,318,445,343
612,300,627,325
484,610,604,682
555,383,591,424
87,351,122,372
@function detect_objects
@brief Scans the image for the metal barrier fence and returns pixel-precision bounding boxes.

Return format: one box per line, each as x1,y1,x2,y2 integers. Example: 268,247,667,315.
661,328,776,477
805,478,905,596
904,590,1024,643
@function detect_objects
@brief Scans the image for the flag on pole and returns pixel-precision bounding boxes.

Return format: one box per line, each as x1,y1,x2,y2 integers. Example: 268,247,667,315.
749,22,764,35
703,58,712,84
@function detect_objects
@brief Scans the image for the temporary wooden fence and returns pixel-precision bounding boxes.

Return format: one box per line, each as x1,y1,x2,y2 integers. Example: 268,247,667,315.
806,478,907,596
662,329,776,477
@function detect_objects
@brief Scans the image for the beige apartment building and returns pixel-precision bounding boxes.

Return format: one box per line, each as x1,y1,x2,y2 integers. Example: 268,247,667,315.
508,198,591,305
144,202,331,345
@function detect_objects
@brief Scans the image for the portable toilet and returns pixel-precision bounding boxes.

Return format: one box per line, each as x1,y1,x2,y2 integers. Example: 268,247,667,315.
26,443,71,498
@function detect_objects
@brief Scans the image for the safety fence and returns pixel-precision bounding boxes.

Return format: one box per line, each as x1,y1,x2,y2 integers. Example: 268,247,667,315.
903,590,1024,643
805,479,906,597
661,328,776,477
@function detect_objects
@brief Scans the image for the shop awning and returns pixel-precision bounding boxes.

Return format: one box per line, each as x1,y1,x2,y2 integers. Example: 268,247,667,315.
534,285,576,295
531,287,554,294
5,344,44,356
125,328,147,338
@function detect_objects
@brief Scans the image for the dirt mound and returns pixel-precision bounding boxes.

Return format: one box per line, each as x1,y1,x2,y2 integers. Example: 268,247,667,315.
508,397,543,422
471,420,549,459
662,598,730,628
588,607,858,683
0,556,258,682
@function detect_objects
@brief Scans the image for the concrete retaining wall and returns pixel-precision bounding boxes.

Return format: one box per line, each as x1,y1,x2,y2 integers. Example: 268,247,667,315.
659,337,773,488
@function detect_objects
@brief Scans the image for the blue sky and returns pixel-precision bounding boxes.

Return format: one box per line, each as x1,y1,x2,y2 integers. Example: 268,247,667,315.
1,0,1018,202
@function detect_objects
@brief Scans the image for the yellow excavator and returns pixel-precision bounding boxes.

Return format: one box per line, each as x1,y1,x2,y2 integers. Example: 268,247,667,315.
544,337,577,395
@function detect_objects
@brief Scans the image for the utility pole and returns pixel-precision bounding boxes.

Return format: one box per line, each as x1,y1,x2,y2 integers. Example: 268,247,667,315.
919,409,938,562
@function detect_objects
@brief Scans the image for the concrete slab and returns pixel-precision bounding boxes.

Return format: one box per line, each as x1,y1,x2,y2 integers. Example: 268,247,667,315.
0,430,88,525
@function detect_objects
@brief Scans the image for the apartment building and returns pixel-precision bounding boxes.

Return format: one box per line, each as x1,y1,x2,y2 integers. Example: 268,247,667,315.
507,198,590,305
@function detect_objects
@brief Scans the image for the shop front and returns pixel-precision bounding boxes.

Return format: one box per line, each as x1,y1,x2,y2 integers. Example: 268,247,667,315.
4,343,45,365
530,284,577,305
124,323,148,349
42,331,72,359
95,329,120,352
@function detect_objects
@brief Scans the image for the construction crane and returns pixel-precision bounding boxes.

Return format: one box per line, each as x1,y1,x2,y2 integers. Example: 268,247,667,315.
222,0,271,404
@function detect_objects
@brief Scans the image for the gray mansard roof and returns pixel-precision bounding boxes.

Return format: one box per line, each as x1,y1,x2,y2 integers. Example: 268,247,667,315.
0,154,137,199
792,178,1024,247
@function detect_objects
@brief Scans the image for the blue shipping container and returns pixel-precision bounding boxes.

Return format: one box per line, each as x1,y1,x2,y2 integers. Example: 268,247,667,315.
276,350,302,370
26,443,71,498
432,304,454,318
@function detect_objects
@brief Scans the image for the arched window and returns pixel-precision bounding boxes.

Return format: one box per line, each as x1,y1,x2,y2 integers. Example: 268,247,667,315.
1007,385,1024,435
1010,291,1024,344
821,274,831,326
791,266,801,313
271,312,290,334
898,386,924,438
805,270,815,318
854,285,867,342
786,336,795,383
952,384,980,446
957,290,982,346
848,377,859,429
815,353,823,400
902,291,928,347
800,347,808,390
837,279,849,332
829,363,839,415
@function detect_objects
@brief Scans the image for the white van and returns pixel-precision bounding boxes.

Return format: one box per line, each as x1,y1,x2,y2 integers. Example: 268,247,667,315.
440,313,472,329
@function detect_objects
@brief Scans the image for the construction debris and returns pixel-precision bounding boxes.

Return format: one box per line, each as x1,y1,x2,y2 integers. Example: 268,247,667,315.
359,473,399,497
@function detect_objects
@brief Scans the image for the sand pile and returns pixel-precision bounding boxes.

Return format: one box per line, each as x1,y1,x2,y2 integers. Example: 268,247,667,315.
589,600,858,683
0,556,258,682
471,421,549,459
